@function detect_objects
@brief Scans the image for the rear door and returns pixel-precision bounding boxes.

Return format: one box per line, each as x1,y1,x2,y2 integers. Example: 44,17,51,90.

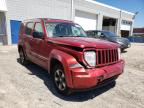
23,22,34,59
31,22,48,68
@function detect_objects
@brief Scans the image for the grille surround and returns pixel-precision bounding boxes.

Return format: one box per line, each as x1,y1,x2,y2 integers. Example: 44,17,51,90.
96,48,119,67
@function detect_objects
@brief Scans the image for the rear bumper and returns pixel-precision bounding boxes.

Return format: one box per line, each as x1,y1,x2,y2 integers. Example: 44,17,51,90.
69,60,124,89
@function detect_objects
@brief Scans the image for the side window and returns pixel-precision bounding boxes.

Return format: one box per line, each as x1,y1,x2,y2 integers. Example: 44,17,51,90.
96,31,102,38
86,32,91,37
88,31,96,37
87,31,94,37
92,31,96,37
33,22,44,39
25,22,34,35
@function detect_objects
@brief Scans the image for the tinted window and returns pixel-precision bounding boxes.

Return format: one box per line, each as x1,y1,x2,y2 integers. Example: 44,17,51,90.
25,22,34,35
33,22,44,38
87,31,102,38
87,31,94,37
95,31,104,38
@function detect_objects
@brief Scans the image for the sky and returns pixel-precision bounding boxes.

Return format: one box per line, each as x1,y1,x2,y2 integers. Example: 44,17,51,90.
96,0,144,28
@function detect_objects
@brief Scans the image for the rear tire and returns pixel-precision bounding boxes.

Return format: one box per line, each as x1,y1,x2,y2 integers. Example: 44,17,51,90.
19,49,28,65
52,64,72,95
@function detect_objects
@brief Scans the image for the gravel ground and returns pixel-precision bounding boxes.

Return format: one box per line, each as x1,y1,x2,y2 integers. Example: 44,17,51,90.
0,43,144,108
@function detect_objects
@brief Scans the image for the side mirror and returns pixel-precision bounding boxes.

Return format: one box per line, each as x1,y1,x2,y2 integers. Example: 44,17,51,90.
100,34,105,38
33,31,44,39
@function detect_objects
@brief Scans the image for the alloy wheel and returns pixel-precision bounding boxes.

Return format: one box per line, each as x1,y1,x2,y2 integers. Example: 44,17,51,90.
54,69,66,91
19,50,25,63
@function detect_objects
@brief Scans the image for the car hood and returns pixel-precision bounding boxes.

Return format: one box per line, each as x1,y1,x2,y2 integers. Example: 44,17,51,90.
48,37,119,49
108,37,130,44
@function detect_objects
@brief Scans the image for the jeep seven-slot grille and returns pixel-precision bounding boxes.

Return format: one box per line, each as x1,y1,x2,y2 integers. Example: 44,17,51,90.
96,49,118,66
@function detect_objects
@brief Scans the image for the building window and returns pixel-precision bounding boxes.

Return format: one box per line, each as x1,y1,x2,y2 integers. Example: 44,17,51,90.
122,20,132,25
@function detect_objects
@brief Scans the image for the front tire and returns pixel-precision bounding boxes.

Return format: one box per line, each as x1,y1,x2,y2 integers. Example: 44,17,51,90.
121,48,125,52
52,64,72,95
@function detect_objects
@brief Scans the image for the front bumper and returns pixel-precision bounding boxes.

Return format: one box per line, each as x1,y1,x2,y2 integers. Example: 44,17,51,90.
70,60,124,89
120,43,131,50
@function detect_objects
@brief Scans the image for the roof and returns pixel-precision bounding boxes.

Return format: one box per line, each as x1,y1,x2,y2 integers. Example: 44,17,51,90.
133,28,144,33
23,18,73,23
43,18,73,23
85,0,135,15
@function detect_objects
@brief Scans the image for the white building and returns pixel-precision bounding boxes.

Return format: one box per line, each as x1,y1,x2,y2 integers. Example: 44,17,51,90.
0,0,135,45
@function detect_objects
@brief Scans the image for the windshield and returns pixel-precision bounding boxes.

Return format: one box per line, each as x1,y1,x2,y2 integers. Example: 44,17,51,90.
45,22,87,37
103,31,117,37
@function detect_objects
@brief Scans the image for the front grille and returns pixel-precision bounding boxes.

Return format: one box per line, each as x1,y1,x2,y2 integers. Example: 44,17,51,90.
96,49,119,66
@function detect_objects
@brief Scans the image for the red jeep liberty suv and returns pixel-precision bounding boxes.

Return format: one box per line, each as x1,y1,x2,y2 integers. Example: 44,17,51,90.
18,18,124,95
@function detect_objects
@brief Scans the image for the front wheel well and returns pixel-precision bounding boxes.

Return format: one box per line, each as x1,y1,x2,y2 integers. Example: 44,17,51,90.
50,58,63,75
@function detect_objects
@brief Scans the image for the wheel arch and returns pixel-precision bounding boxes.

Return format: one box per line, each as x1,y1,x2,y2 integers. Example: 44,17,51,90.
48,49,78,88
50,58,64,75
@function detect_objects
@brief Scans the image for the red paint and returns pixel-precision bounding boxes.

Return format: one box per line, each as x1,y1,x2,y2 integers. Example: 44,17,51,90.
18,18,124,90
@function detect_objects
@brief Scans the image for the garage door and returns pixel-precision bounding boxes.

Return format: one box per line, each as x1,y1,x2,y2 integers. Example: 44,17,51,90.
74,10,97,30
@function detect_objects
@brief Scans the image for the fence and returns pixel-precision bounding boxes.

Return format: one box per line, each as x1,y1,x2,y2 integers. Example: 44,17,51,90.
127,36,144,43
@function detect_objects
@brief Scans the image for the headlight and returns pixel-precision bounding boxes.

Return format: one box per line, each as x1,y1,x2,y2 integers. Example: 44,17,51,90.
117,41,123,45
118,48,121,60
84,51,96,66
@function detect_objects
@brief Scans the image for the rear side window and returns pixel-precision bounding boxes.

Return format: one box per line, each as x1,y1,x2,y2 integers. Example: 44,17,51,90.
25,22,34,35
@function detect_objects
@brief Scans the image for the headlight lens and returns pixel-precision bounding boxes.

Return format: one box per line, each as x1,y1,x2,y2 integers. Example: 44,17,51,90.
118,48,121,60
84,51,96,66
117,41,123,45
